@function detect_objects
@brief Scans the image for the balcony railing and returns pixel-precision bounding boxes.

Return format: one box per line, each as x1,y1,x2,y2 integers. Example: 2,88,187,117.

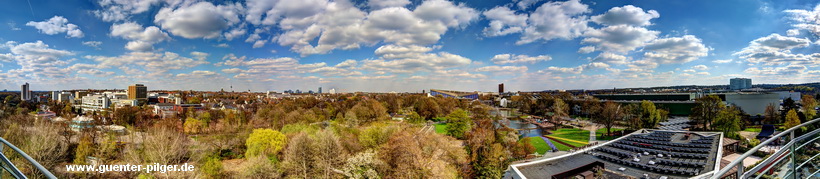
0,137,57,179
713,118,820,179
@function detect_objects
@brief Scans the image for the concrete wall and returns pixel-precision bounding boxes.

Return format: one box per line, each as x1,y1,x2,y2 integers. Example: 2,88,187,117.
725,93,780,115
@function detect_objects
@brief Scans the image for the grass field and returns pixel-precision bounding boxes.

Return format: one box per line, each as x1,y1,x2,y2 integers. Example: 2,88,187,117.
547,128,590,150
522,137,550,154
743,127,762,132
434,123,448,134
551,141,573,151
596,127,625,140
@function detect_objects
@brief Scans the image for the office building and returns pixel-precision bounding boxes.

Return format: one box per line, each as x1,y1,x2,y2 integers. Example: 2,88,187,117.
730,78,752,90
498,83,504,93
20,83,31,101
58,92,72,102
319,87,322,94
128,84,147,100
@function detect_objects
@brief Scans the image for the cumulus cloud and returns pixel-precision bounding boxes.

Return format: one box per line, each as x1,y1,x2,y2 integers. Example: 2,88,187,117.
785,4,820,37
692,65,709,70
542,62,610,74
592,52,628,64
514,0,543,10
84,51,209,74
82,41,103,48
245,0,478,56
490,54,552,64
517,0,590,44
110,22,171,51
93,0,160,22
745,65,807,76
482,6,528,36
368,0,411,9
643,35,709,64
2,41,75,79
735,33,815,65
582,25,659,53
475,65,528,73
154,1,244,39
25,16,84,38
591,5,659,26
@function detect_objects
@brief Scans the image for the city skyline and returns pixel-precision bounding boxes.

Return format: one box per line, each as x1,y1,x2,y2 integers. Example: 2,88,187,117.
0,0,819,92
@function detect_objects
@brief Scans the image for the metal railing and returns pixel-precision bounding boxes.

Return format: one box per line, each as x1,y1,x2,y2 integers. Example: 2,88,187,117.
0,137,57,179
712,118,820,179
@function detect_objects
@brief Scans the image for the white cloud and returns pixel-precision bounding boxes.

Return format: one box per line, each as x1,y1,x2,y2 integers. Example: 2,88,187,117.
25,16,84,38
578,46,595,53
82,41,103,48
592,52,628,64
2,41,75,79
482,6,528,36
475,65,528,73
490,54,551,64
514,0,543,10
517,0,590,44
93,0,160,22
154,1,243,39
368,0,411,9
110,22,171,51
692,65,709,71
745,65,807,76
735,33,815,65
582,25,659,53
785,4,820,37
787,29,800,36
713,59,733,63
362,48,472,74
84,51,209,74
643,35,709,64
542,62,609,74
591,5,659,26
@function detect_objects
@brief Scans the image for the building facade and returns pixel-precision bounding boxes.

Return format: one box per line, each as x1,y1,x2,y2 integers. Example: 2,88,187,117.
21,83,31,101
128,84,147,100
729,78,752,90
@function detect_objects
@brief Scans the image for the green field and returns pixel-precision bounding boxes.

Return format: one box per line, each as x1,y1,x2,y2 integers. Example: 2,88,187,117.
547,128,590,150
434,123,448,134
743,127,762,132
551,141,573,151
522,137,550,154
596,128,625,140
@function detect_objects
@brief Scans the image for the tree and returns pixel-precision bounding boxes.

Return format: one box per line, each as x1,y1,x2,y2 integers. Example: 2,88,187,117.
405,111,424,124
283,132,314,178
550,98,568,121
640,101,660,128
802,94,817,120
785,109,801,129
183,117,207,134
690,95,724,130
598,101,623,136
74,134,95,165
240,155,281,179
312,129,346,179
623,104,643,130
764,103,779,124
446,109,472,139
245,129,287,158
341,150,384,179
714,106,742,138
200,155,223,179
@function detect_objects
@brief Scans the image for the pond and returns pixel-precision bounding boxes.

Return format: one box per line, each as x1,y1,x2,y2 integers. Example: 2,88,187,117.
497,119,544,138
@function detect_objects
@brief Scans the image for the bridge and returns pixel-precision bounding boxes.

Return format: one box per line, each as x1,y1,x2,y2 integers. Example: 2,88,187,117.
714,117,820,179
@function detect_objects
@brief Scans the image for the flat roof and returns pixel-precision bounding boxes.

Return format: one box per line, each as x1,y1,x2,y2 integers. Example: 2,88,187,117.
509,130,722,179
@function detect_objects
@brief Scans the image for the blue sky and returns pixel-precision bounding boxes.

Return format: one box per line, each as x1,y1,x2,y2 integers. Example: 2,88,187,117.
0,0,819,92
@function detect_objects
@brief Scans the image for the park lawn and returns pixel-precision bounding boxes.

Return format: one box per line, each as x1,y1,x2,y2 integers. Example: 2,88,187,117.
549,128,590,143
552,141,573,151
743,127,762,132
434,123,448,134
522,137,550,154
596,128,625,141
548,128,590,149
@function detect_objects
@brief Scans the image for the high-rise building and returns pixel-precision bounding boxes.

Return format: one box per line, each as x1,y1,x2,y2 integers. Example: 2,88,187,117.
499,83,504,94
128,84,148,99
329,88,336,94
730,78,752,90
21,83,30,101
318,87,322,94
